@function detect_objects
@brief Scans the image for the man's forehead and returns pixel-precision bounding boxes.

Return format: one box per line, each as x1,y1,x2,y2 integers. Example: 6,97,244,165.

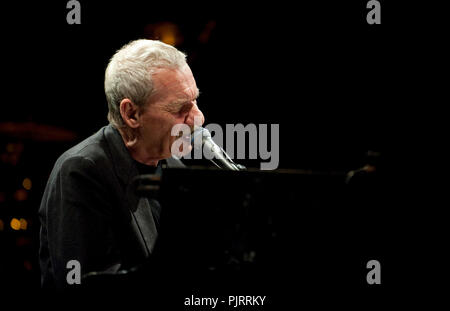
152,65,192,84
151,67,199,100
171,87,200,106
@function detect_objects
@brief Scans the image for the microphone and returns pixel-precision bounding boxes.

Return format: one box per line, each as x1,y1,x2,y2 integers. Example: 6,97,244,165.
191,127,245,171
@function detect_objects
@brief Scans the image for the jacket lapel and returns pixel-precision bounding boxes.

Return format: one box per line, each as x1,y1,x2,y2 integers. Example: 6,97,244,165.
103,125,186,258
103,125,155,257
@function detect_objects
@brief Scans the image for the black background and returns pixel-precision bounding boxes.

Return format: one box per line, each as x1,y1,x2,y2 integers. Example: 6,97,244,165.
2,0,425,170
0,0,447,305
1,1,444,169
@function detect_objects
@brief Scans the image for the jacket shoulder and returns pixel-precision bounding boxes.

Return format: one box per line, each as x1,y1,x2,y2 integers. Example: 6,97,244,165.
53,127,112,173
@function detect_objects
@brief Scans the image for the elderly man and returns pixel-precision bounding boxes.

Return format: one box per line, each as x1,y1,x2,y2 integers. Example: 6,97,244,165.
39,39,204,289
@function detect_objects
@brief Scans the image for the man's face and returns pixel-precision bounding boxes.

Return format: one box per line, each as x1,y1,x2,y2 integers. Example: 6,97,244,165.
138,64,204,161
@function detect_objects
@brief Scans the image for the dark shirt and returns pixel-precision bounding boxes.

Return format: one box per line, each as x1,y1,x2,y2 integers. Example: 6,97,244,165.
133,160,161,175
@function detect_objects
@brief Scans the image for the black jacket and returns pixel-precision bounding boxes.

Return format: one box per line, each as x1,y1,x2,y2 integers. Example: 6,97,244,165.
39,124,184,289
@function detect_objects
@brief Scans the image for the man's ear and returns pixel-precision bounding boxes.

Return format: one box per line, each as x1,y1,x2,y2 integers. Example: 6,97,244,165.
119,99,141,129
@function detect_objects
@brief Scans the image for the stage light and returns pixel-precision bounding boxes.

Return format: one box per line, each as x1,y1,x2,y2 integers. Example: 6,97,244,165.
13,189,28,201
24,260,32,271
22,178,32,190
0,219,4,231
20,218,28,230
6,143,14,153
144,22,183,47
10,218,21,230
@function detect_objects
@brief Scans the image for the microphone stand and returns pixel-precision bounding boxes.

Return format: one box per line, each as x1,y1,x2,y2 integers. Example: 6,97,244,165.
214,144,246,171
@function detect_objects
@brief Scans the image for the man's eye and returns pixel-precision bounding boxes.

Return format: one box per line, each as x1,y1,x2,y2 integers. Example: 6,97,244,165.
179,103,193,114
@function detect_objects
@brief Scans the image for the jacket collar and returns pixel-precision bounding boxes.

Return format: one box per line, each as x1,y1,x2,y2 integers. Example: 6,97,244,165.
103,124,139,188
103,124,186,187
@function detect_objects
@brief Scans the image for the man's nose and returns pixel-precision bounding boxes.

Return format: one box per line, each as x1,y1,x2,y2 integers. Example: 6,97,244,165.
185,104,205,129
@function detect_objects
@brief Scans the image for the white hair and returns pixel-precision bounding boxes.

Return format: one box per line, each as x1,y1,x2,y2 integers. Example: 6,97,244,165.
104,39,187,128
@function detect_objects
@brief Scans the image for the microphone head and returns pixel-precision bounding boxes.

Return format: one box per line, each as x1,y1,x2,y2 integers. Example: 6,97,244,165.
191,126,211,144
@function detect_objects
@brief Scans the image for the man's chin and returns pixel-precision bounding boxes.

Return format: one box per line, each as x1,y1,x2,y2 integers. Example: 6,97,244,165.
169,135,193,159
170,144,192,159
